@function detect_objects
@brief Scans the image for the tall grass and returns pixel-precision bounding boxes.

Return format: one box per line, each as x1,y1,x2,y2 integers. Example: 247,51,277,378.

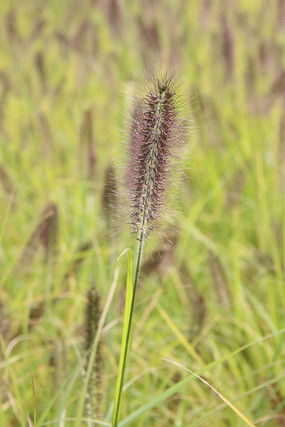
112,75,187,425
0,0,284,425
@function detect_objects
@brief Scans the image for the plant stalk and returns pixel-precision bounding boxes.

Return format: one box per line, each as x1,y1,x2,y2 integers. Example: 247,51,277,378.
112,229,145,427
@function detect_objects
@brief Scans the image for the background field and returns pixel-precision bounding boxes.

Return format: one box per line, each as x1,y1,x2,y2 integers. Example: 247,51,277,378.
0,0,285,425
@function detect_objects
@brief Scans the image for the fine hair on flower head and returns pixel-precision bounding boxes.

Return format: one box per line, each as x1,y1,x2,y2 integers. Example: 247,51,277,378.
126,73,187,238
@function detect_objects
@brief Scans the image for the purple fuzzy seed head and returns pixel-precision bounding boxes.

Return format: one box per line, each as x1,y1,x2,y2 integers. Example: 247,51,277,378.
126,75,185,236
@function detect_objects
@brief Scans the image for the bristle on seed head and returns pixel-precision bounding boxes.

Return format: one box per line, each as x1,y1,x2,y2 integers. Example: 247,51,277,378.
126,75,186,236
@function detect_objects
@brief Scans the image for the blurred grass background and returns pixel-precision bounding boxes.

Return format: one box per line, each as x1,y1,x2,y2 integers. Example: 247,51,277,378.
0,0,285,425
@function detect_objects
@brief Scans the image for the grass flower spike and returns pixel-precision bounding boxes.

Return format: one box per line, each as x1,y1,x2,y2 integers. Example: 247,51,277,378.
84,286,103,420
127,75,185,237
112,74,187,427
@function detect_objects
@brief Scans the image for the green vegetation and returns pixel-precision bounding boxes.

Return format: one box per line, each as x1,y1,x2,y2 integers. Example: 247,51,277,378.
0,0,284,425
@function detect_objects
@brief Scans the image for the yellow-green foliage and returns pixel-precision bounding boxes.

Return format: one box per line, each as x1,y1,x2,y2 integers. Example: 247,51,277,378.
0,0,284,425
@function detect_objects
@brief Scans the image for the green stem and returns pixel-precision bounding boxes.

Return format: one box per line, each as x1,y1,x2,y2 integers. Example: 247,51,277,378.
112,230,145,427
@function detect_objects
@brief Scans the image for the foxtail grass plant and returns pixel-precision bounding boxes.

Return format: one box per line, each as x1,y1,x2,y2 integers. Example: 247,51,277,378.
84,285,103,421
112,74,187,426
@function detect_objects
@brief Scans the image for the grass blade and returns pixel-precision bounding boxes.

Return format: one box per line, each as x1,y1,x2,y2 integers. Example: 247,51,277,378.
163,358,255,427
118,328,285,426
